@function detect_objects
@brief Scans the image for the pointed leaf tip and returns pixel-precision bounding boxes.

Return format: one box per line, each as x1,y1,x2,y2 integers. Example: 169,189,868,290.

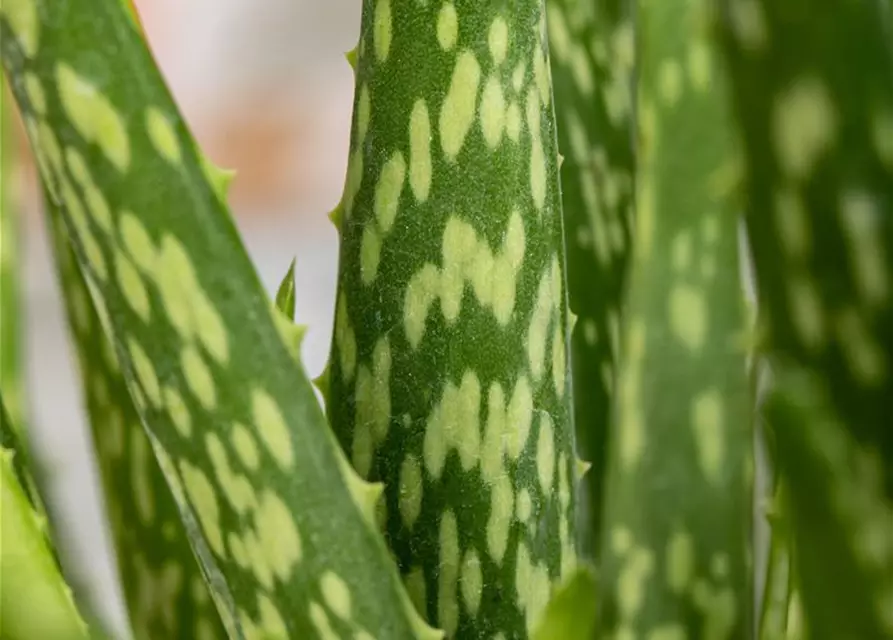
575,457,591,482
200,154,236,199
345,46,359,72
275,258,297,321
313,362,331,408
557,152,565,171
568,310,579,333
328,201,344,230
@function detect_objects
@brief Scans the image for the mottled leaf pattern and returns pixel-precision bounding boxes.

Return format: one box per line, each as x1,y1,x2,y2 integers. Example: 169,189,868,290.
44,195,226,640
1,395,89,640
0,1,440,637
546,0,635,561
597,0,753,637
763,368,893,638
328,0,576,637
717,0,893,636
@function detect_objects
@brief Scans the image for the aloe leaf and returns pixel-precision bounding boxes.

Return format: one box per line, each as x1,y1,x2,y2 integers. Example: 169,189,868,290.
328,1,577,636
546,0,635,561
757,482,792,640
716,1,893,635
43,191,226,640
0,1,441,637
531,564,598,640
1,395,90,640
0,73,27,433
762,369,893,638
596,0,753,637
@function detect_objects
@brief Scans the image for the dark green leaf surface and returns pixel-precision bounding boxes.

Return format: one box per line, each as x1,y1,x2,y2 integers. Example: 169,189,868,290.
1,395,89,640
45,196,226,640
328,1,577,637
717,1,893,636
597,0,753,637
0,1,440,637
763,369,893,639
546,0,635,561
531,564,598,640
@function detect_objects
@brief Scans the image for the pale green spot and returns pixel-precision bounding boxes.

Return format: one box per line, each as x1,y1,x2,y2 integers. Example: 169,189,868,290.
546,5,570,63
335,293,357,381
145,107,181,164
658,60,684,107
357,85,371,146
516,488,532,523
232,422,260,471
773,77,837,180
179,460,225,556
612,527,632,556
251,388,294,469
360,227,382,285
692,388,724,482
409,100,432,203
488,16,509,65
840,189,888,307
206,432,255,514
669,284,707,351
374,151,406,233
618,548,654,619
129,338,161,406
437,3,458,51
355,336,392,444
404,263,440,349
118,211,157,273
687,42,712,91
117,251,151,322
774,188,811,259
527,263,555,380
438,510,460,636
405,567,427,618
440,50,482,162
536,412,555,493
787,273,825,349
56,63,131,172
506,375,533,459
486,474,513,565
530,136,547,210
480,76,506,150
481,382,506,484
256,489,302,581
506,102,521,143
320,571,352,620
666,530,695,593
24,72,46,114
181,345,216,410
461,550,483,616
399,454,423,529
373,0,392,63
131,434,155,523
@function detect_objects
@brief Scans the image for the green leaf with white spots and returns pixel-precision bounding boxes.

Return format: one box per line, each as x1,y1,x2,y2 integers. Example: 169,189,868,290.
531,564,598,640
1,394,90,640
717,2,893,635
546,0,635,560
762,368,893,638
328,1,577,637
596,0,753,637
274,259,297,322
0,1,442,638
44,193,227,640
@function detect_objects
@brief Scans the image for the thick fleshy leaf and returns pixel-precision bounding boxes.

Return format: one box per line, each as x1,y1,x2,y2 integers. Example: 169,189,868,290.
44,194,226,639
1,395,89,640
0,1,440,637
531,565,598,640
0,74,26,432
763,369,893,638
328,1,576,636
546,0,635,561
597,0,753,636
717,0,893,635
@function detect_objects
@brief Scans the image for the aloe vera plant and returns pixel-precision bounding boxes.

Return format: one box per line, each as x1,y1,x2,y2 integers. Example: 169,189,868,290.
1,0,892,638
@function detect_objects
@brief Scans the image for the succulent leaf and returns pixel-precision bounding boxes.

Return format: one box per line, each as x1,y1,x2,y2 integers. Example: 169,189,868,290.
546,0,635,561
596,0,753,636
531,564,598,640
328,1,577,637
763,369,893,638
0,1,442,637
717,0,893,635
43,192,226,639
1,395,90,640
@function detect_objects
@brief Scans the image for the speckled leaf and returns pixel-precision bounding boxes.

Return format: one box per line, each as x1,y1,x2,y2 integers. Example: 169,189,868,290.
762,368,893,638
328,1,576,637
1,394,89,640
596,0,753,637
531,564,597,640
0,1,441,638
717,1,893,635
43,195,226,640
546,0,635,561
0,73,27,432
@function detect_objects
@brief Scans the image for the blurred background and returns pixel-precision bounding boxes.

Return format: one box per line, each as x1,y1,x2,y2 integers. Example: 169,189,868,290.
6,0,361,635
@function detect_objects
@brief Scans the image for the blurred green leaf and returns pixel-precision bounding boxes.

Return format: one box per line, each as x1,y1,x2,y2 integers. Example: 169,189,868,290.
274,259,297,322
532,565,598,640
